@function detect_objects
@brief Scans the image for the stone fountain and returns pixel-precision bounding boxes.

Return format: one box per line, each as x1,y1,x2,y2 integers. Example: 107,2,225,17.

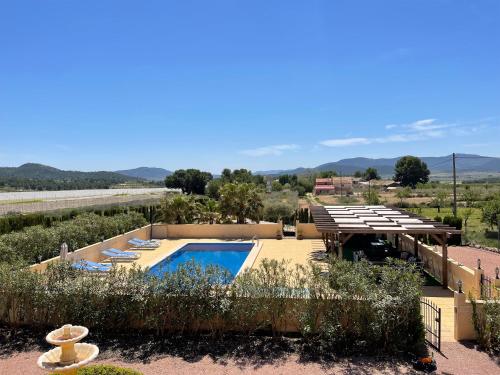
37,324,99,375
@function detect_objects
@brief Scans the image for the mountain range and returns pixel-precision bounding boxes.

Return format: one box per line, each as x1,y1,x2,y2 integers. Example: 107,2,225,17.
1,154,499,184
256,154,500,177
0,163,136,182
115,167,172,181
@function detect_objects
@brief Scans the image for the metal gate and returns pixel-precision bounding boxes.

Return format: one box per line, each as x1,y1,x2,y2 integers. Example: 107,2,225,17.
421,298,441,351
480,274,493,299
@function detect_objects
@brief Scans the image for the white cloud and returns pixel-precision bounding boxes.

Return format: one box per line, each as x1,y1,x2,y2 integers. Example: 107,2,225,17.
320,118,449,147
240,144,300,157
319,137,370,147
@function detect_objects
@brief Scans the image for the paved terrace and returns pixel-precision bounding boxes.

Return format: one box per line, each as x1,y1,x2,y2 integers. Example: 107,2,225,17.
119,238,327,271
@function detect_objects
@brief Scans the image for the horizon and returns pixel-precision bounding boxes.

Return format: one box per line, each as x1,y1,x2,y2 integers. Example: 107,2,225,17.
3,152,500,175
2,1,500,173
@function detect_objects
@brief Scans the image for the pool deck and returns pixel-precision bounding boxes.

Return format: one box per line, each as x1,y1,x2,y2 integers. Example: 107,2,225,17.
118,238,327,271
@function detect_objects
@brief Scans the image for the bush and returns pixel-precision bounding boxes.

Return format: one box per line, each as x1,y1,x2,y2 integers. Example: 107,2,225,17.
0,212,148,264
442,215,463,230
77,365,143,375
0,258,425,355
0,204,159,235
471,297,500,354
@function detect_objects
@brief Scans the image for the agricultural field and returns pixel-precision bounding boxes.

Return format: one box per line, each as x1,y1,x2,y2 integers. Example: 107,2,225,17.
408,206,498,248
0,188,171,215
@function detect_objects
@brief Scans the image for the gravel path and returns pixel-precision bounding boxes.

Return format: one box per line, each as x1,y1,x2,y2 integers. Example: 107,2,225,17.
448,246,500,279
1,325,499,375
0,351,417,375
1,344,498,375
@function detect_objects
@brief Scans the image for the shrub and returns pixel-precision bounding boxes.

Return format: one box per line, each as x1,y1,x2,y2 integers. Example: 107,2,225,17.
442,215,463,230
76,365,143,375
471,297,500,354
0,204,158,235
0,212,147,264
0,258,425,355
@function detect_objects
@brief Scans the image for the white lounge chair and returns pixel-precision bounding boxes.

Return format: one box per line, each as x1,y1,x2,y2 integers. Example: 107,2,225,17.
102,248,140,262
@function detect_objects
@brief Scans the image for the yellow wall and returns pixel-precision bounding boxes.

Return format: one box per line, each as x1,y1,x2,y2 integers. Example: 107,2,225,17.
454,292,484,341
152,223,282,239
296,223,322,239
396,234,479,297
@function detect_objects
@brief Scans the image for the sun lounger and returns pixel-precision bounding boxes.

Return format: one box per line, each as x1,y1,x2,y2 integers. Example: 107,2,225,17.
106,248,140,257
131,237,160,246
72,260,111,272
128,238,160,249
102,248,140,261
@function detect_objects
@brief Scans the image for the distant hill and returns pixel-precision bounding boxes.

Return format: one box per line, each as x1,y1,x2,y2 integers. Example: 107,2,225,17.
115,167,172,181
0,163,142,190
256,154,500,178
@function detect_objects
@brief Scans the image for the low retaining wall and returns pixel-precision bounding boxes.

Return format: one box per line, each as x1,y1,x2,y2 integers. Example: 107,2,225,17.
296,222,322,239
453,292,493,341
152,223,282,239
395,234,480,297
30,226,152,273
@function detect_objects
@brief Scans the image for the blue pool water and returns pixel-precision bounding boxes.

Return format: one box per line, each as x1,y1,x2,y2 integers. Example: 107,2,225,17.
149,243,254,280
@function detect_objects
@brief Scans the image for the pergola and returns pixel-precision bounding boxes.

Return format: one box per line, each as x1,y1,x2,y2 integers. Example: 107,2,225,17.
310,205,461,288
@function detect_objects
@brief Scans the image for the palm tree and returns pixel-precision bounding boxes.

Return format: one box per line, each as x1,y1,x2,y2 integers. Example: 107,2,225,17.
219,183,263,224
160,194,198,224
198,199,219,224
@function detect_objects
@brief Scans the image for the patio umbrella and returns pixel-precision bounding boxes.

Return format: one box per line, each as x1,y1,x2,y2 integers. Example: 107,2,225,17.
60,242,68,261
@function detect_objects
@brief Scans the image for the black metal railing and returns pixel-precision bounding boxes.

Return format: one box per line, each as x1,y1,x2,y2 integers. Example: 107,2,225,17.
421,297,441,351
480,274,493,300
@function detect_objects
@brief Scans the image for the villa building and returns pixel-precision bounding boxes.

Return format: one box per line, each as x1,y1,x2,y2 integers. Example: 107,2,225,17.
313,178,335,195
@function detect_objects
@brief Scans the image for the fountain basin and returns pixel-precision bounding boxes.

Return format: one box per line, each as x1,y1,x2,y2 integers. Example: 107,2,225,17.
46,325,89,345
37,342,99,374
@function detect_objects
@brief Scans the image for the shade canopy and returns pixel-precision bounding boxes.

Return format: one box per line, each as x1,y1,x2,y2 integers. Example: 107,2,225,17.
311,205,461,235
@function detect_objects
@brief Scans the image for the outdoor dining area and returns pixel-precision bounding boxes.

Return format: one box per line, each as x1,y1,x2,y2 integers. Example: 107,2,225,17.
310,205,461,287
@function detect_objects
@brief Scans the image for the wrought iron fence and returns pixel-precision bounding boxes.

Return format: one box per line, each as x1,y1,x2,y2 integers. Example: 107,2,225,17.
480,274,493,300
421,297,441,351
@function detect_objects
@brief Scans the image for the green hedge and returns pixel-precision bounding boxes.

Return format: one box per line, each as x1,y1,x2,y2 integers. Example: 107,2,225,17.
0,212,148,264
77,365,142,375
0,204,159,235
0,258,425,355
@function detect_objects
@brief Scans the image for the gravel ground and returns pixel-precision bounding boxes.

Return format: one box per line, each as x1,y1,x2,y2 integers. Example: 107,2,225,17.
1,327,498,375
448,246,500,279
1,345,498,374
1,351,417,375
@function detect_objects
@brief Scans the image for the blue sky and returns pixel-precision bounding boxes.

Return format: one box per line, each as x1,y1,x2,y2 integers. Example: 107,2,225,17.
1,0,499,173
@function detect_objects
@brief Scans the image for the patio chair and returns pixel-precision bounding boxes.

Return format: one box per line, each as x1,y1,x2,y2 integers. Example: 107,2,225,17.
72,260,111,272
102,248,140,262
106,248,140,258
128,238,160,249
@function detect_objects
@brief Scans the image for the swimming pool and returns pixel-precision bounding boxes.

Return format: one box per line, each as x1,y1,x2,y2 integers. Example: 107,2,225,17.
149,242,255,281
